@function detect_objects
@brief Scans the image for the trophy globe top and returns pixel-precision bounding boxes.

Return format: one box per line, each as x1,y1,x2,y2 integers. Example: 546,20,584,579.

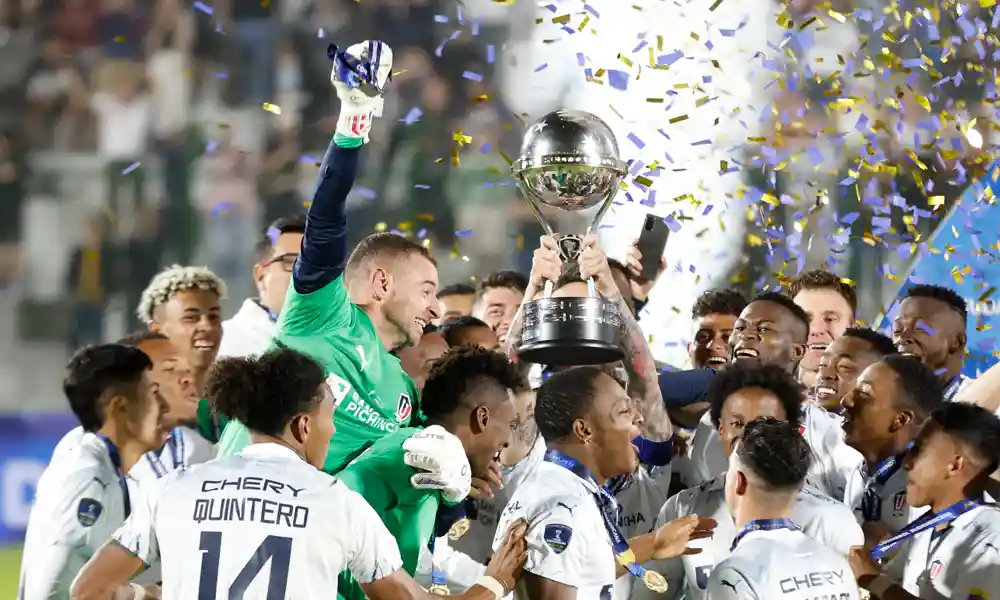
512,110,626,212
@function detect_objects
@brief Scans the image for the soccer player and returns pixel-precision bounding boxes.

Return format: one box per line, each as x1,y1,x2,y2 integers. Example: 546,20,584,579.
840,354,944,537
71,348,527,600
473,270,528,345
494,367,715,600
122,332,214,484
215,41,453,477
706,418,863,600
217,215,305,359
685,292,810,487
848,403,1000,599
439,283,477,322
892,284,975,401
440,315,500,350
813,327,897,413
20,344,164,600
634,362,863,600
396,326,449,392
137,264,227,443
787,269,857,389
665,287,750,429
336,346,523,600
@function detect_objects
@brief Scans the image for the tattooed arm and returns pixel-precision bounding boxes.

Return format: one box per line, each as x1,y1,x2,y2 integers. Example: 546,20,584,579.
606,291,673,442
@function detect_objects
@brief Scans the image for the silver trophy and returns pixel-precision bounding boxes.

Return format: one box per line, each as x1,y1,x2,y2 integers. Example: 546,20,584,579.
511,109,627,365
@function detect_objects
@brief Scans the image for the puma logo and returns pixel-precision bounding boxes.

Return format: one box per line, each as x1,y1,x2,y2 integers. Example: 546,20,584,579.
720,580,739,592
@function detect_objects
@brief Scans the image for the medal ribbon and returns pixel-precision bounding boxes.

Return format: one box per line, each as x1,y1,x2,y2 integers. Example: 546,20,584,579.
730,518,800,551
97,433,131,518
428,500,469,592
870,499,977,560
943,376,964,402
543,450,658,584
862,442,913,522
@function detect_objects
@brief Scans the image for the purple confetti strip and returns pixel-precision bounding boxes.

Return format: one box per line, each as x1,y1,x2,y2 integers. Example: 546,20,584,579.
462,71,483,82
627,133,646,149
534,63,549,73
487,45,495,63
414,184,432,189
434,14,449,23
193,1,213,15
607,69,629,90
402,107,423,125
455,229,474,237
121,162,140,175
356,187,377,199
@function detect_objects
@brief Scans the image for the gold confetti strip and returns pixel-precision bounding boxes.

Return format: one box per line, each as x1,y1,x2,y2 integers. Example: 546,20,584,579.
263,103,282,115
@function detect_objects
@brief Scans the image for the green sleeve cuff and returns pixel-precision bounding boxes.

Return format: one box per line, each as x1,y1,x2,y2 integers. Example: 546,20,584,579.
334,133,365,149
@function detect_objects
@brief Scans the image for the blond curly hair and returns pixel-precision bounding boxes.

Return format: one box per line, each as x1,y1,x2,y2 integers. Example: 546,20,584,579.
137,265,227,322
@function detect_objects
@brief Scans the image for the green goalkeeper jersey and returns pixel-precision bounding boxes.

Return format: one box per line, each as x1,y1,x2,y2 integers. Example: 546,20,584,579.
215,275,420,473
336,427,443,600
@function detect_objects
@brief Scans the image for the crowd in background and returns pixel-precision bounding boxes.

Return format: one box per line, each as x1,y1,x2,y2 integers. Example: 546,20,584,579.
0,0,996,408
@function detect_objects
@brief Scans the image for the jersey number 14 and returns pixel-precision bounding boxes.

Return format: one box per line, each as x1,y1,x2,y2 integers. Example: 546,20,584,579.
198,531,291,599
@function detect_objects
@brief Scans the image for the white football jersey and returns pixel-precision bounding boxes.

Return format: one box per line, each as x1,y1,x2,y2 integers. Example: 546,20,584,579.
19,432,141,600
632,475,863,600
842,456,920,535
217,299,276,359
112,443,403,599
50,425,88,460
493,460,618,599
420,435,548,592
707,528,862,599
683,406,861,499
899,504,1000,599
129,426,216,484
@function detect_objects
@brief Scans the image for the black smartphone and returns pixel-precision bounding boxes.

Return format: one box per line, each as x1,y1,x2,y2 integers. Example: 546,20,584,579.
637,213,670,280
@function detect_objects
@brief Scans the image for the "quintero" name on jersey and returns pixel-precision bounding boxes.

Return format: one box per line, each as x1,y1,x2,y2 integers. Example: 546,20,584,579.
191,497,309,529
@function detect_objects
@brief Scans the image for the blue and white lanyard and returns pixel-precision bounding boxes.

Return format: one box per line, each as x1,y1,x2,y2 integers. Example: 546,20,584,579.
97,433,131,518
730,518,800,551
543,449,654,582
943,376,964,402
146,429,184,478
862,442,914,522
870,499,977,560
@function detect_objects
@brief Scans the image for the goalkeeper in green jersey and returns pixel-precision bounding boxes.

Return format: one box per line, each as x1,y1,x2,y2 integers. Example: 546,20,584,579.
336,347,524,600
217,40,451,476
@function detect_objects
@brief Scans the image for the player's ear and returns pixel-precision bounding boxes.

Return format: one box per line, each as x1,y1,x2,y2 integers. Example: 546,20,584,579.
372,267,391,301
892,409,914,433
790,341,806,362
290,414,308,445
472,405,490,433
735,470,749,496
951,330,967,356
572,418,593,443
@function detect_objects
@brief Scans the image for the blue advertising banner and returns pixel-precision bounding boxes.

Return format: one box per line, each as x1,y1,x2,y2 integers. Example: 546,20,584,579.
876,161,1000,377
0,413,77,545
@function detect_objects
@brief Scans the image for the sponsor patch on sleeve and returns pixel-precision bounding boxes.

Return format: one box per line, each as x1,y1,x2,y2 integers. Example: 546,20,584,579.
543,523,572,554
77,498,103,527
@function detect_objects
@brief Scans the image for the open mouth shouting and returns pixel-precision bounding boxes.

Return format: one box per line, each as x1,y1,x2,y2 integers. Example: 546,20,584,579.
807,343,828,354
813,384,839,403
704,355,728,368
192,339,216,354
732,346,760,361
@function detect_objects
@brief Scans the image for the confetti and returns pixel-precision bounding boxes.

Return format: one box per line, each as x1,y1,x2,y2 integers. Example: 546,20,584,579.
193,1,213,14
263,103,282,115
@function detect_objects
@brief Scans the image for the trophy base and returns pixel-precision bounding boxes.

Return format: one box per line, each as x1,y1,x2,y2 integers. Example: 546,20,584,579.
516,297,624,366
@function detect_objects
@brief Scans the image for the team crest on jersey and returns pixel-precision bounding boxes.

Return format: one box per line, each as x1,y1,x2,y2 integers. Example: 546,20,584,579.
893,490,907,515
396,393,412,422
928,560,944,580
77,498,103,527
695,565,712,589
543,524,573,554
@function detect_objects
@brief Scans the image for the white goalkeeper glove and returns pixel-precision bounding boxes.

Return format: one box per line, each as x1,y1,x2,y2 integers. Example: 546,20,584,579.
403,425,472,504
329,40,393,147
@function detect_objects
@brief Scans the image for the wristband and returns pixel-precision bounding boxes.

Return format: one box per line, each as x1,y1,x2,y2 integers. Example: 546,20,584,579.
476,575,508,599
129,583,147,600
866,575,895,598
633,436,674,467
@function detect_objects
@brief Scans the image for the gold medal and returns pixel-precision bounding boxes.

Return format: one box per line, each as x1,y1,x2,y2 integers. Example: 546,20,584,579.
428,584,451,595
643,570,669,593
448,517,471,541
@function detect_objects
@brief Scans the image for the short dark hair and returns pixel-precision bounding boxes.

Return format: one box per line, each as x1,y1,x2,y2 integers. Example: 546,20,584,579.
787,269,858,316
880,354,943,418
841,327,897,357
750,291,810,340
345,232,435,277
476,270,528,299
553,261,584,292
707,361,805,430
117,331,169,347
207,348,327,437
692,288,749,320
535,366,610,441
64,344,153,432
439,283,476,298
440,315,492,346
904,284,968,323
255,215,305,262
736,417,813,491
421,347,525,422
928,402,1000,474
